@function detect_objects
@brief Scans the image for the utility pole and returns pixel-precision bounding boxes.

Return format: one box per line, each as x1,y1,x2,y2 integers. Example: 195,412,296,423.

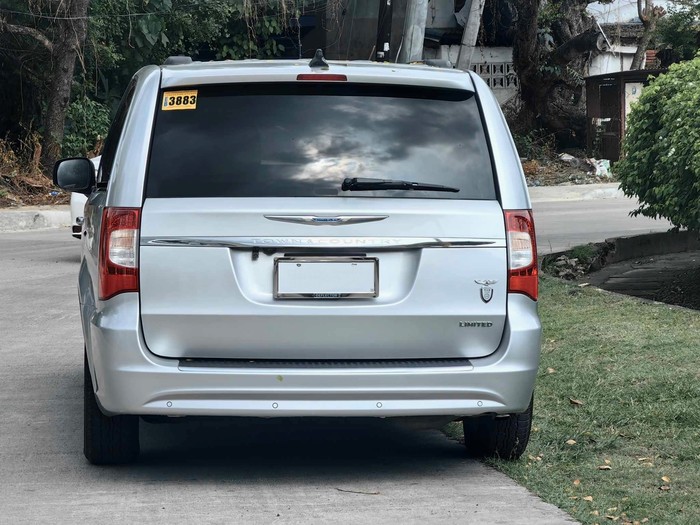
397,0,428,63
375,0,393,62
455,0,486,70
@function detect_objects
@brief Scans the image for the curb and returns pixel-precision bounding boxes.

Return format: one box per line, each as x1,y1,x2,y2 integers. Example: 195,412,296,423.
606,230,700,264
529,183,623,203
541,230,700,268
0,183,624,232
0,206,71,233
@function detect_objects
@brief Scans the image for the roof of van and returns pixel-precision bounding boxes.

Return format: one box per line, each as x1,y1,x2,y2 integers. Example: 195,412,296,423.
159,59,475,91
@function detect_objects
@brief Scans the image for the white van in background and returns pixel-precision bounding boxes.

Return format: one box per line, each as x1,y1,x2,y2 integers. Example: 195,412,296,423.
70,156,99,238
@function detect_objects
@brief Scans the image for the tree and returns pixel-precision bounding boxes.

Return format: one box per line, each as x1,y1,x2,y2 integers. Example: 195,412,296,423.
630,0,666,70
510,0,612,146
79,0,326,107
615,54,700,230
1,0,91,173
656,0,700,66
0,0,312,173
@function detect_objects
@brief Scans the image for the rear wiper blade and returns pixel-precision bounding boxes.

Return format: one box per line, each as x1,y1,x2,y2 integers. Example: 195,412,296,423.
341,177,460,193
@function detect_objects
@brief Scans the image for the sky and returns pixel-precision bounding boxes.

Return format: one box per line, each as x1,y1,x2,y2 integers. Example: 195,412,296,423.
587,0,674,24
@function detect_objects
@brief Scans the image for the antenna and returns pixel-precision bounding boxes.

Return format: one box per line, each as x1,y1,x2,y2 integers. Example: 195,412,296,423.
309,49,329,69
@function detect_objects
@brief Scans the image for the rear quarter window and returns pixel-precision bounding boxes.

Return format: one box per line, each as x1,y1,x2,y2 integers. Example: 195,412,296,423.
146,82,495,200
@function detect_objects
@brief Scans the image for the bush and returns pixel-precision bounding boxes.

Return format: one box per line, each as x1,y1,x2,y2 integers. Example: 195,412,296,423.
62,96,111,158
657,1,700,64
615,54,700,230
512,129,557,161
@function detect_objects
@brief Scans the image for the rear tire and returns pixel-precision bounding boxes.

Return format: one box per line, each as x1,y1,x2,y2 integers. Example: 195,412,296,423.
84,352,139,464
462,397,533,460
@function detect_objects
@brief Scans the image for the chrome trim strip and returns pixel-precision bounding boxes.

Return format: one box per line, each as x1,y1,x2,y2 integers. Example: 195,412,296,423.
265,215,388,226
273,257,379,299
141,237,505,249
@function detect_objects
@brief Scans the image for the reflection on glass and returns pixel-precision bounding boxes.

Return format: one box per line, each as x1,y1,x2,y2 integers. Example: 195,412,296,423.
148,83,495,200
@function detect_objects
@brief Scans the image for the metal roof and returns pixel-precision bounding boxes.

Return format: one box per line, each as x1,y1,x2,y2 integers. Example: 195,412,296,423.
584,68,667,82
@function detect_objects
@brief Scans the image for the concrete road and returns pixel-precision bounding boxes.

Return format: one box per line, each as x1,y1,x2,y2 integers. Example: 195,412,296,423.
533,197,671,253
0,230,574,523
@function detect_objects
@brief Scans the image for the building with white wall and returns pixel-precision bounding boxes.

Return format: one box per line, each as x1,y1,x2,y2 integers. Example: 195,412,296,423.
421,0,664,103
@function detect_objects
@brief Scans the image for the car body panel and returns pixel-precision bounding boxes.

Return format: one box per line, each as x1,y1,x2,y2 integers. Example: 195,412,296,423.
470,74,531,210
88,293,540,417
138,198,508,360
160,59,475,91
104,66,161,208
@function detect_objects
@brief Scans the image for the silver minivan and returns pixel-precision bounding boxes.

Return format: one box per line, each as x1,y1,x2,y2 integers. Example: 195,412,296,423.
55,53,541,464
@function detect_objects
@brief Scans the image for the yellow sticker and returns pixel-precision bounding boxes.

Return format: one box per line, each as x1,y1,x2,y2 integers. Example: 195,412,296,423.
161,90,198,111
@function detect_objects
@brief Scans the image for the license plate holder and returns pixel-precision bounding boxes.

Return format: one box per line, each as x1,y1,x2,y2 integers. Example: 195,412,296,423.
274,257,378,299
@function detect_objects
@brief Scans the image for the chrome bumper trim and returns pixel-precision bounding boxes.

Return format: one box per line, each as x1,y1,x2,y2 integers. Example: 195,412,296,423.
141,236,505,250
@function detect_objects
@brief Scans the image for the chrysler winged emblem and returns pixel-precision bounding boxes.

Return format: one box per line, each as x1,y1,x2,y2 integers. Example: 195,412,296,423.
475,279,498,303
265,215,388,226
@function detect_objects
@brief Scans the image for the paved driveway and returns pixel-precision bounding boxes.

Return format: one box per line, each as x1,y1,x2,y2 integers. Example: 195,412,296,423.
0,230,575,524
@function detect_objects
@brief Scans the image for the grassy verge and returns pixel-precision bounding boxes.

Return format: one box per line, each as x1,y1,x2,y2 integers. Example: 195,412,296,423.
448,276,700,524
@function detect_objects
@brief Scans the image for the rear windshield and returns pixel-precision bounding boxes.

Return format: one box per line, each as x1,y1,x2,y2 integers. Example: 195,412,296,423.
146,83,495,200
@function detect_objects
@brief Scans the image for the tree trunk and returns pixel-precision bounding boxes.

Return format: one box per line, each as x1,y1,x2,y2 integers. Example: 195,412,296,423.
630,0,665,70
40,0,91,175
630,30,653,69
511,0,539,128
512,0,606,146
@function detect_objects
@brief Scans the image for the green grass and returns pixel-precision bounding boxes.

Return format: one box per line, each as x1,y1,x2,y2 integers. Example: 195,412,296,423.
567,244,598,265
449,276,700,524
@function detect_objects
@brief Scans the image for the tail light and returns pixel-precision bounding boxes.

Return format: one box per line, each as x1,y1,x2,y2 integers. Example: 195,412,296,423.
99,207,140,300
504,209,538,301
296,74,347,81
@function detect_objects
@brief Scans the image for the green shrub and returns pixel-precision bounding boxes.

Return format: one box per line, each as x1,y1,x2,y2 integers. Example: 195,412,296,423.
615,54,700,230
62,96,111,158
512,129,556,160
568,243,597,266
657,1,700,63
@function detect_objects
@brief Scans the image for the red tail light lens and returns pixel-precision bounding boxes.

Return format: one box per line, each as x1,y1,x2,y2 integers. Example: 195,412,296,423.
505,209,538,301
99,207,140,300
296,74,347,81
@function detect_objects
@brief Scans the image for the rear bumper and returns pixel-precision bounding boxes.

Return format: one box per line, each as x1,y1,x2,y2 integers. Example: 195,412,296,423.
85,294,541,417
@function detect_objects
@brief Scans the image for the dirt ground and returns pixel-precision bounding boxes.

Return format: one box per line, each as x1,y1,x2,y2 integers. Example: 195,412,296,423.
522,157,613,187
544,244,700,311
0,187,69,208
0,172,70,207
586,251,700,311
651,265,700,310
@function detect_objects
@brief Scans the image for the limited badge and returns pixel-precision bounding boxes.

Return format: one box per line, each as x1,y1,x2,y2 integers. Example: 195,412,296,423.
475,279,497,303
161,90,198,111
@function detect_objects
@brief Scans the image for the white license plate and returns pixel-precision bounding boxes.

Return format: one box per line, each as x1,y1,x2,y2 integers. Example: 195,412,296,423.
274,257,378,299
